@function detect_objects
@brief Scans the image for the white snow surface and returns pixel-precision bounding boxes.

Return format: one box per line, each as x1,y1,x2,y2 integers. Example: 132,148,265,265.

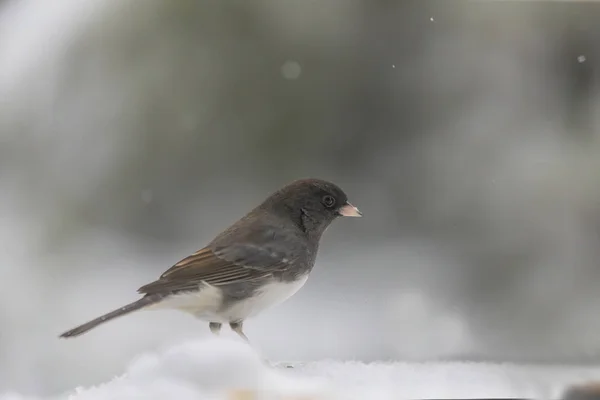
3,338,600,400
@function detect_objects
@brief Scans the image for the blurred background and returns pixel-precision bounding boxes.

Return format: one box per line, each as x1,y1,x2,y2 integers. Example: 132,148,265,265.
2,0,600,396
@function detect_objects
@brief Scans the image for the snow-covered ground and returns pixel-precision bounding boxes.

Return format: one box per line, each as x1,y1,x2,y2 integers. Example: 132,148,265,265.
3,338,600,400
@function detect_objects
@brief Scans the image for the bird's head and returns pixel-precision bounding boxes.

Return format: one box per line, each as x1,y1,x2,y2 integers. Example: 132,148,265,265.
261,178,361,236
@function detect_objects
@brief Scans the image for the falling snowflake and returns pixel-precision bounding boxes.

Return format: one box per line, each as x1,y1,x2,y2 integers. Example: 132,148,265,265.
281,61,302,80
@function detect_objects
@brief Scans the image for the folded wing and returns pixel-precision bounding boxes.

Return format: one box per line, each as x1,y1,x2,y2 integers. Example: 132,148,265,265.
138,231,297,295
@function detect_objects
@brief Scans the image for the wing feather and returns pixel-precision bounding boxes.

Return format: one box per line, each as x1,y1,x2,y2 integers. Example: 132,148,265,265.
137,246,291,295
138,222,303,295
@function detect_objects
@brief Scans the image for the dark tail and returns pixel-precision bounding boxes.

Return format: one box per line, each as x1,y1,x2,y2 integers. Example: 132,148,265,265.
59,294,163,338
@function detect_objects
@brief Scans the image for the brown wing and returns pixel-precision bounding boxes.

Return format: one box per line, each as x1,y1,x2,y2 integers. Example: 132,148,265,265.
137,245,291,295
137,247,269,295
139,220,303,295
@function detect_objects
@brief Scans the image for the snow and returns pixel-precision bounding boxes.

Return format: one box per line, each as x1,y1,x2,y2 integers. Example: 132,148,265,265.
3,338,600,400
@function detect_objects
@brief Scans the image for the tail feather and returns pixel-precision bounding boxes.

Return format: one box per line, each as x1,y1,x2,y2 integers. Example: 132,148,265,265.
59,294,163,338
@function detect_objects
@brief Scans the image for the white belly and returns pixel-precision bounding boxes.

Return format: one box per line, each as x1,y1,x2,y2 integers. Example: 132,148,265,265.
221,275,309,322
150,275,309,323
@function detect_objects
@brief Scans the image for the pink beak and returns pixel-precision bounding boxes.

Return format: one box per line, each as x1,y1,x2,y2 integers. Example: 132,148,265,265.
338,202,362,217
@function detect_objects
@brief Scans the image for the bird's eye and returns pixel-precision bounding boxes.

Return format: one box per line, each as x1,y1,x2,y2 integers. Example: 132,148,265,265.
322,195,336,208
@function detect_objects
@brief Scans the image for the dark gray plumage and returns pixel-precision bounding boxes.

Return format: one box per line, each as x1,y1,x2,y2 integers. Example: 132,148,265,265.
59,178,361,341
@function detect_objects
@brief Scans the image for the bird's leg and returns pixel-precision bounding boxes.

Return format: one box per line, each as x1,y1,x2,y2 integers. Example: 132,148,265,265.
229,321,250,343
230,321,276,367
209,322,222,336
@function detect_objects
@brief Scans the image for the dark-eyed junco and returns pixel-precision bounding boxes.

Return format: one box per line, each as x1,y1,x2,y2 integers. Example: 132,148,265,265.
59,178,361,342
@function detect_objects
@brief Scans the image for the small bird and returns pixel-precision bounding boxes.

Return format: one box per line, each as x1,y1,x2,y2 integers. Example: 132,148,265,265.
59,178,361,342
